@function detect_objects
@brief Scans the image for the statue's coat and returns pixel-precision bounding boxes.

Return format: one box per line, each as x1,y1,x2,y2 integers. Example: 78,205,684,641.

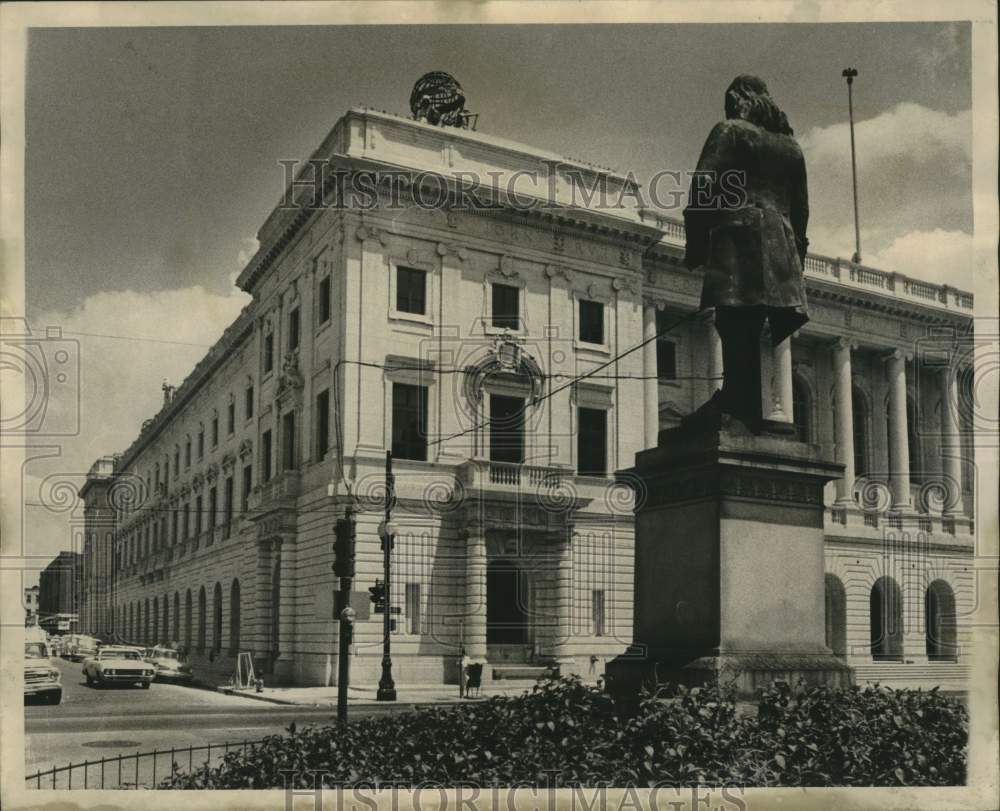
683,118,810,345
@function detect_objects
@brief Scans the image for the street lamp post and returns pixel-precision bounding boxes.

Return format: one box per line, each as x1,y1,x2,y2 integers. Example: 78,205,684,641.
377,451,397,701
842,67,862,265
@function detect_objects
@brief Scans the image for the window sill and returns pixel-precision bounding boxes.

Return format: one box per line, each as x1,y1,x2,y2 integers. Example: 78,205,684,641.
389,310,434,328
484,324,524,337
574,340,611,356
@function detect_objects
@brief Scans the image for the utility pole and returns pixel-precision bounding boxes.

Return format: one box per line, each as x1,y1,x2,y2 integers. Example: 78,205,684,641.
842,67,862,264
333,507,356,723
377,451,397,701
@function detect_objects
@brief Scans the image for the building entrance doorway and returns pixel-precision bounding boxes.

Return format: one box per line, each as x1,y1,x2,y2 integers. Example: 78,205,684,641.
486,559,534,661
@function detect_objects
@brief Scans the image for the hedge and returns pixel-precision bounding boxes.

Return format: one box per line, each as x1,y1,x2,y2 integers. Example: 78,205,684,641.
159,676,967,789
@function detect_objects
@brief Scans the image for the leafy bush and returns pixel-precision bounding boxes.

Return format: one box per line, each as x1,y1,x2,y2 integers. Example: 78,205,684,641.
158,676,966,789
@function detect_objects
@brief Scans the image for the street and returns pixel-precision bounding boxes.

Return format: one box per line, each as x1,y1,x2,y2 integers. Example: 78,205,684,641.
24,657,400,786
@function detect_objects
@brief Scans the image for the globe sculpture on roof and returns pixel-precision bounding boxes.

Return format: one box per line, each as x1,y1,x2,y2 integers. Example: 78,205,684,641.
410,72,477,129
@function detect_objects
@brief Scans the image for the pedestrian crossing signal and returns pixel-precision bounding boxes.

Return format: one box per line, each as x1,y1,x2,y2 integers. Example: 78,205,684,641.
369,580,386,611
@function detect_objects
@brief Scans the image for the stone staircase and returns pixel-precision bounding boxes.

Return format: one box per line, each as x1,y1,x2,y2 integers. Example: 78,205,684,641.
490,664,552,682
852,662,968,691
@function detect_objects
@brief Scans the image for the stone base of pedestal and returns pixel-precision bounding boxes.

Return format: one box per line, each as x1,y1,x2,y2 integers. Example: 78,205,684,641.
607,422,853,706
606,647,852,704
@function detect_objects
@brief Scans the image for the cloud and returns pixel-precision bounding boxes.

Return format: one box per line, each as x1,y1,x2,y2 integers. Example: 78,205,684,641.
867,229,973,290
20,282,251,572
798,103,972,272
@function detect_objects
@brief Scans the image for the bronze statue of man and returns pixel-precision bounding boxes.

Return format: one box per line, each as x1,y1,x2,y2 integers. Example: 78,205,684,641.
682,75,809,433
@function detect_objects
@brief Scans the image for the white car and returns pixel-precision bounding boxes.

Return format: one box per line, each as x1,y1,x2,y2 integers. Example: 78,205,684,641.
82,646,155,689
24,641,62,705
147,646,194,682
63,634,99,662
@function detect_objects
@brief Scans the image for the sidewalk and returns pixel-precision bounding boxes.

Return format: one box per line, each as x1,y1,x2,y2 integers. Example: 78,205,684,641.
218,681,541,707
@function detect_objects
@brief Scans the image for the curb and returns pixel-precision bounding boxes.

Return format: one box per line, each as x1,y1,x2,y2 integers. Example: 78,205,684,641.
215,686,484,710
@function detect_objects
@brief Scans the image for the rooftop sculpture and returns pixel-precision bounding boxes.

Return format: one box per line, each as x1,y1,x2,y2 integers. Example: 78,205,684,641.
409,71,477,129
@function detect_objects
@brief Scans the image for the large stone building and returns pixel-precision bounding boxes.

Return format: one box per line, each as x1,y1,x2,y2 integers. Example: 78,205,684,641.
81,102,976,690
39,551,82,635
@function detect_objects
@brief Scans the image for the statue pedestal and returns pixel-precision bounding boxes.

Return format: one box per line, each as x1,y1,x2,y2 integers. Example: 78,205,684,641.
606,421,853,703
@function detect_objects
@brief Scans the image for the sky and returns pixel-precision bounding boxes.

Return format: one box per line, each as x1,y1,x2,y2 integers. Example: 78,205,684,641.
17,21,974,580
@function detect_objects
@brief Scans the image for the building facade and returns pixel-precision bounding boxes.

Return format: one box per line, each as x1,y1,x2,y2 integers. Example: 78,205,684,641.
39,551,82,635
81,106,976,690
24,585,39,626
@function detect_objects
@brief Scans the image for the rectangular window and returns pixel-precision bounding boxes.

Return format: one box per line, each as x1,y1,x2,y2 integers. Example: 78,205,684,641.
183,503,190,540
246,384,254,420
262,430,273,482
242,464,253,513
207,486,217,537
577,407,608,476
318,276,331,324
172,510,179,544
185,439,191,467
211,415,219,447
174,449,180,476
396,267,427,315
194,495,203,536
405,583,421,635
316,389,330,461
197,428,205,459
264,332,274,374
223,476,234,539
491,283,520,330
592,589,606,637
489,394,525,464
391,383,428,461
656,325,677,380
289,306,300,352
282,412,296,470
227,401,235,435
579,300,604,345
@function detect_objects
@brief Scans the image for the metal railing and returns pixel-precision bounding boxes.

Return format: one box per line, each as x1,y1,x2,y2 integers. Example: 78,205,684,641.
26,737,266,790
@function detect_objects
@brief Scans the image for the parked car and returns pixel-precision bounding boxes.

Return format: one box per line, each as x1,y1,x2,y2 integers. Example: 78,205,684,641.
147,646,194,682
24,641,62,705
82,646,155,689
63,634,99,662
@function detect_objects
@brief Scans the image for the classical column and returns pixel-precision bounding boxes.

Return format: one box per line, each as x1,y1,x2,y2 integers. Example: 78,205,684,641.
938,367,964,516
464,528,487,663
703,309,723,399
832,338,856,502
885,350,911,508
642,299,660,447
551,530,576,673
770,336,795,423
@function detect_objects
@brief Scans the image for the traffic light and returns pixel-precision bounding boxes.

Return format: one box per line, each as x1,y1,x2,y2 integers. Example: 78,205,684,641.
369,580,386,612
333,511,356,579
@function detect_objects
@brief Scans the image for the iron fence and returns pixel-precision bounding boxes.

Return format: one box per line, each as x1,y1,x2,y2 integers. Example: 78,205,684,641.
26,737,266,790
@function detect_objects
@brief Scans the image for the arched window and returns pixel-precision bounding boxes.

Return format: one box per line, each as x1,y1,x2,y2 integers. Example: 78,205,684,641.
229,580,241,653
825,574,847,657
213,582,223,654
925,580,958,661
870,576,903,661
792,375,811,442
173,592,180,643
185,590,193,652
852,386,868,477
907,395,921,484
197,587,207,653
